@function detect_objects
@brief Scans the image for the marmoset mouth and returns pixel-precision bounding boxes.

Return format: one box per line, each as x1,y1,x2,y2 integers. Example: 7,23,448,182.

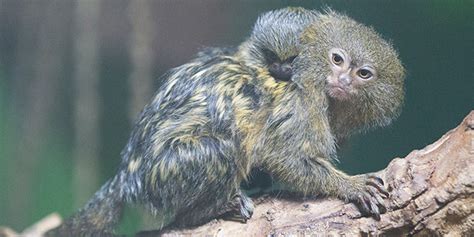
328,85,350,100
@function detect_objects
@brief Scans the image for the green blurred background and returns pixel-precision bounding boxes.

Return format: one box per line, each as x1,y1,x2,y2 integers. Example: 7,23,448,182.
0,0,472,235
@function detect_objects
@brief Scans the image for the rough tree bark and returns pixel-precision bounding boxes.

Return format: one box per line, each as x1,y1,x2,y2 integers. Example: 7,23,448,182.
142,111,474,236
1,111,472,236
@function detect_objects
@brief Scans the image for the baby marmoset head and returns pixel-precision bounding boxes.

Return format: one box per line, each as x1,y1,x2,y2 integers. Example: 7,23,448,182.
238,7,319,81
294,10,406,137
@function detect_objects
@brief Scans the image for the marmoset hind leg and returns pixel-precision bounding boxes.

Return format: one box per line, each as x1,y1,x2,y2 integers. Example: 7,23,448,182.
146,135,253,227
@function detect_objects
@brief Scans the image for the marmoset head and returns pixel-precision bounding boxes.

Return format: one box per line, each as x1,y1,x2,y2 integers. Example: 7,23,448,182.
240,7,318,81
295,10,405,132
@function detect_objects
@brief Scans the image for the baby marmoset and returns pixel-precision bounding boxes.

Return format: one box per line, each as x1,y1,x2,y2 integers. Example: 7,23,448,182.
48,7,405,236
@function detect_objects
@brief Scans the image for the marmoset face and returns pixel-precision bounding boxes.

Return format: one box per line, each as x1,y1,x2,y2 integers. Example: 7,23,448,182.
294,12,405,105
325,47,377,101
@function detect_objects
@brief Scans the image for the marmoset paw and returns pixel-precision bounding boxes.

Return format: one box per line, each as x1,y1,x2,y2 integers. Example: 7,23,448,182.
238,192,254,221
349,174,389,220
221,191,254,223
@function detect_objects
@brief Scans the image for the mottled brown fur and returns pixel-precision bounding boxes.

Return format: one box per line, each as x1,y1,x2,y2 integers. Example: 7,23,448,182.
47,8,405,236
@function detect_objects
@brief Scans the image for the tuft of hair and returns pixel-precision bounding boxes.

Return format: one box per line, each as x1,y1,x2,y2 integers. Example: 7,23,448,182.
243,7,319,66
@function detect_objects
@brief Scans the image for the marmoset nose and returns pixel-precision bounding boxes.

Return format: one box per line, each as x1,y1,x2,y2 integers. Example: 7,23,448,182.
339,74,352,86
269,62,292,81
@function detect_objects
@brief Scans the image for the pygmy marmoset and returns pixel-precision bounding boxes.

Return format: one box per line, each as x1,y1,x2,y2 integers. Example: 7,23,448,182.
48,7,405,236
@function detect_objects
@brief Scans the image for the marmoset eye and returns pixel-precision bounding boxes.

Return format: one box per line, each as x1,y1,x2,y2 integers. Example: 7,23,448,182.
262,48,279,64
357,68,373,79
332,53,343,65
286,55,297,63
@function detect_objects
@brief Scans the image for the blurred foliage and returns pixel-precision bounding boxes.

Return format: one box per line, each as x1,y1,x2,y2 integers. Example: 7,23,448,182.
0,0,472,234
0,65,6,223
